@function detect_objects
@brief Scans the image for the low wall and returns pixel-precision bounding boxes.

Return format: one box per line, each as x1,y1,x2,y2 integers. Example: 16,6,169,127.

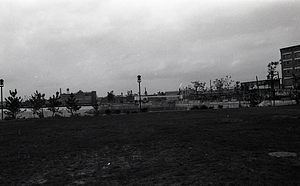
175,101,248,109
175,100,297,109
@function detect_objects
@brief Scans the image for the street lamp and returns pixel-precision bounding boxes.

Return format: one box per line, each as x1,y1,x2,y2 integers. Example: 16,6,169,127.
0,79,4,120
137,75,142,112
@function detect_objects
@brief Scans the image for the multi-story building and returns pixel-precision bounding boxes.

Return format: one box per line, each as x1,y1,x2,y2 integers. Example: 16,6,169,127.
60,89,97,106
280,44,300,88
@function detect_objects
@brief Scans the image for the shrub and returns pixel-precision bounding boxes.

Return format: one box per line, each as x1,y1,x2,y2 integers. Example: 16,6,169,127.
105,109,111,115
249,100,259,107
141,107,148,112
190,106,199,110
92,110,101,116
114,110,121,114
200,105,208,109
54,114,61,118
4,116,13,120
71,113,81,117
91,101,100,116
246,93,261,107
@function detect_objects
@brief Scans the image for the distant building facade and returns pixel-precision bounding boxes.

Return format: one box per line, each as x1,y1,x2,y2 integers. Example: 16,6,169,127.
241,79,280,99
60,90,97,106
280,44,300,88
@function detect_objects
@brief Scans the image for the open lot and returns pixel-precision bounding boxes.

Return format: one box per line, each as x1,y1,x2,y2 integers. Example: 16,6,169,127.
1,106,300,185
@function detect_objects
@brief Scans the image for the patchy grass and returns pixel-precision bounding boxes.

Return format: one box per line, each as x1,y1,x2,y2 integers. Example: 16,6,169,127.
1,106,300,185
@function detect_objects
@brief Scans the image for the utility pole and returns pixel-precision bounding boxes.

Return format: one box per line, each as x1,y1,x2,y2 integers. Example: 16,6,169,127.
267,61,279,106
210,79,212,100
0,79,4,120
137,75,142,112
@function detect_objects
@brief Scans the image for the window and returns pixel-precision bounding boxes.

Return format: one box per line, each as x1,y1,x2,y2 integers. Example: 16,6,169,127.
285,79,294,86
283,54,292,59
295,52,300,58
284,69,293,76
283,60,292,67
295,59,300,66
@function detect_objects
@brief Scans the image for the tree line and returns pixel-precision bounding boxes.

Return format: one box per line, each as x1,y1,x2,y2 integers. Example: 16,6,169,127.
3,90,82,119
188,61,299,106
4,61,298,119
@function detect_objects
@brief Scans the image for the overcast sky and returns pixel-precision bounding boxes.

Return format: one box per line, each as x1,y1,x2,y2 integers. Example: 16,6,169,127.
1,0,300,98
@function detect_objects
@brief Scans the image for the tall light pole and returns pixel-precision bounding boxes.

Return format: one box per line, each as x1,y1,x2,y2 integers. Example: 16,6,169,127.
137,75,142,112
0,79,4,120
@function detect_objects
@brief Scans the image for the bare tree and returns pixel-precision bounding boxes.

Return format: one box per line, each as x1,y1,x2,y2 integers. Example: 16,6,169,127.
191,81,206,99
213,76,234,100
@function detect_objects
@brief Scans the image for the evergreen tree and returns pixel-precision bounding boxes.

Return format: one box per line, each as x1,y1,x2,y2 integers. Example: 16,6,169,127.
65,93,81,116
4,89,24,119
29,90,46,118
92,99,100,116
107,91,115,102
47,91,62,117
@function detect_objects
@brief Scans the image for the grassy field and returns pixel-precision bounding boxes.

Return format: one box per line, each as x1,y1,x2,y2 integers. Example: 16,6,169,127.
1,106,300,185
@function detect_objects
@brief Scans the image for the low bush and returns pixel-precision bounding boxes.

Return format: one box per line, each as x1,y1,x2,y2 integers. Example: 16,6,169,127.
114,110,121,114
93,110,101,116
74,113,81,117
141,107,148,112
4,116,13,120
105,109,111,115
54,114,62,117
190,106,199,110
200,105,208,109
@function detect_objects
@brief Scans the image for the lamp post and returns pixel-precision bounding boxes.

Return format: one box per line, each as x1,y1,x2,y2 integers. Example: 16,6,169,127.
137,75,142,112
0,79,3,120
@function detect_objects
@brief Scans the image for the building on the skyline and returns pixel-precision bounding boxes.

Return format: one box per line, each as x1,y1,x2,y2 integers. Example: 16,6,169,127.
241,79,280,99
280,44,300,89
60,89,97,106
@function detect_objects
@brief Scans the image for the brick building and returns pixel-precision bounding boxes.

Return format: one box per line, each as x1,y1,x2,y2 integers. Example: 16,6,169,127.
280,44,300,88
60,89,97,106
